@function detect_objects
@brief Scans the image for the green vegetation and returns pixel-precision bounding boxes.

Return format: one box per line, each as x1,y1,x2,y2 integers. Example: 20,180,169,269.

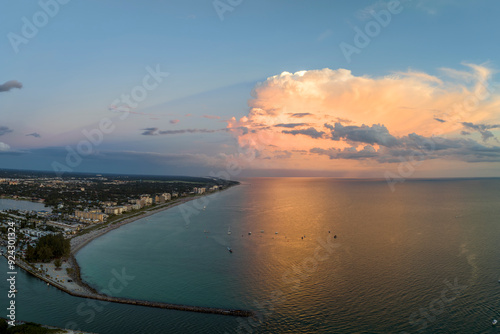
0,169,238,215
0,320,61,334
26,234,70,263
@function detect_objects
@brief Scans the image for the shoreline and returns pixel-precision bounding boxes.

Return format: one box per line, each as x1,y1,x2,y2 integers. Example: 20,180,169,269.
70,195,200,256
17,185,254,318
67,195,206,295
10,254,253,318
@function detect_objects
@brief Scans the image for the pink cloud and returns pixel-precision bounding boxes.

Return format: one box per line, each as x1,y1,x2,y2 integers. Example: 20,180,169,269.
226,64,500,173
203,115,221,120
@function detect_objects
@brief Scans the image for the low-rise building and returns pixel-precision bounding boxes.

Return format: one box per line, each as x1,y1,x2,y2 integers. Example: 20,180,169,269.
193,187,206,194
105,207,123,215
74,210,106,222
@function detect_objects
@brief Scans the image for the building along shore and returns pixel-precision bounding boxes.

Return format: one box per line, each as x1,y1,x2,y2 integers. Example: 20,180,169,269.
11,185,254,318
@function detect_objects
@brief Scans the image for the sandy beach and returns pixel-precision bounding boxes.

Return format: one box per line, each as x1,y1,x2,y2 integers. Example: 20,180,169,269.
13,188,253,318
70,196,197,256
65,195,203,293
17,196,206,295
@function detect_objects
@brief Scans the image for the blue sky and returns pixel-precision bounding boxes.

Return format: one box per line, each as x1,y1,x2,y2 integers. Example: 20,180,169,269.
1,0,500,177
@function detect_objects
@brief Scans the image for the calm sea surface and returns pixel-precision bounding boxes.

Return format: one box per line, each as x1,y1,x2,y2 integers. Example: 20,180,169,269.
0,198,50,212
2,178,500,333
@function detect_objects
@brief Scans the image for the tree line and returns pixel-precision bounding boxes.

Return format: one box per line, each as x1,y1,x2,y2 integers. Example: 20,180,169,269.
26,234,70,263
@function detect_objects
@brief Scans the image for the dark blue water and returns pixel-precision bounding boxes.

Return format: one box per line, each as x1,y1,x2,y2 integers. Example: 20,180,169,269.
2,178,500,333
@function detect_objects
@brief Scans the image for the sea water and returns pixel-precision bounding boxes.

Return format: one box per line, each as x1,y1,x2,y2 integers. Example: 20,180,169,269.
2,178,500,333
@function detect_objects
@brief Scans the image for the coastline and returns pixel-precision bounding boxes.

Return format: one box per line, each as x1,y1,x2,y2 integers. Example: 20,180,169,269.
67,195,205,295
15,185,254,318
70,196,200,256
9,254,253,318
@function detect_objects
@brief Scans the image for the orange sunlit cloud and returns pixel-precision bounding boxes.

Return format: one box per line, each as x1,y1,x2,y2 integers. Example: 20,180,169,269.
227,64,500,173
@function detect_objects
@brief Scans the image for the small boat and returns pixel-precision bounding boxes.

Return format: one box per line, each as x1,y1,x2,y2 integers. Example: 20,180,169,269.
203,206,206,210
227,247,233,253
227,226,231,235
493,319,498,326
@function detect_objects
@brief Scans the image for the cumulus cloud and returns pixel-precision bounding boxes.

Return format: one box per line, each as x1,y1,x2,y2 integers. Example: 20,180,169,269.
226,64,500,171
461,122,499,142
0,80,22,92
282,127,325,139
311,145,378,160
327,123,399,147
310,133,500,163
0,142,10,151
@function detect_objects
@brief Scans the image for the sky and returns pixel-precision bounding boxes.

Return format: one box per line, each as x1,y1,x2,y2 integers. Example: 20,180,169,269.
1,0,500,178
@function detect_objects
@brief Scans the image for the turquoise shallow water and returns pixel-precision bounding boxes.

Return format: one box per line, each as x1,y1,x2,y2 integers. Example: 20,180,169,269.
2,178,500,333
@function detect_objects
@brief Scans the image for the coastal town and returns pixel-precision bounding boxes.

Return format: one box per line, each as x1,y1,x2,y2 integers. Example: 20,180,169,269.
0,170,236,259
0,171,234,258
0,170,238,299
0,169,249,331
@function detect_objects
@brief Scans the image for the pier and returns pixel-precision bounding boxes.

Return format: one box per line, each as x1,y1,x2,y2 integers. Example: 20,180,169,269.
8,256,254,318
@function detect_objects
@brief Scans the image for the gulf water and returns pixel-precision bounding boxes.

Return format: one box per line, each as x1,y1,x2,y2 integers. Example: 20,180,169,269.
2,178,500,333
